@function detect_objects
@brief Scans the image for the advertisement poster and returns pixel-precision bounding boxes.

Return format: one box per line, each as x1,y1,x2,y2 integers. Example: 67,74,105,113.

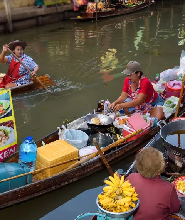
0,89,17,161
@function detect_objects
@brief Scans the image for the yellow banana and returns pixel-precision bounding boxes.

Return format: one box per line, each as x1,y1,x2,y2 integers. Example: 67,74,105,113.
130,202,136,208
132,197,138,201
109,176,118,186
103,186,113,192
120,175,125,185
104,180,115,187
124,187,135,192
121,181,131,188
114,172,121,185
123,191,133,197
120,197,132,203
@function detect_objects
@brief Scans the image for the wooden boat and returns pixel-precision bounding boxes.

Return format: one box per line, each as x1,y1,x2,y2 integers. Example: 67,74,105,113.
0,103,185,210
71,1,154,21
10,74,55,95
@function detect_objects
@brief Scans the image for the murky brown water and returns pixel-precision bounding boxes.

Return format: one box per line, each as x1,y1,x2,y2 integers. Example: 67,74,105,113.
0,0,185,219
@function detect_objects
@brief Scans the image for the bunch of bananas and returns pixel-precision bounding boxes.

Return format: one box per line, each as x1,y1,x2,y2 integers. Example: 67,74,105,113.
98,172,138,213
177,180,185,193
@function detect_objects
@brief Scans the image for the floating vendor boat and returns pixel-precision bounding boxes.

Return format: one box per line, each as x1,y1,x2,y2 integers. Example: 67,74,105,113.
0,63,185,209
0,100,184,209
71,0,154,21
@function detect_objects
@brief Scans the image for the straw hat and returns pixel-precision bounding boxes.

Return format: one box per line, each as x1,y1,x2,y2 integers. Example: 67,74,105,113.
8,40,27,51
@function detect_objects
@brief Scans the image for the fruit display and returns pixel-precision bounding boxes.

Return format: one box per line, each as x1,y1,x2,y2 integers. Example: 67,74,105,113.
98,172,138,213
177,181,185,193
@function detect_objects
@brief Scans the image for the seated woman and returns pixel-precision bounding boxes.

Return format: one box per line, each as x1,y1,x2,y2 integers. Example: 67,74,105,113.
126,147,181,220
109,61,164,120
0,40,39,89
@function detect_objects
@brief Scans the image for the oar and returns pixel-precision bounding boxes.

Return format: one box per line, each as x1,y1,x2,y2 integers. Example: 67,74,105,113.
93,138,114,176
174,72,185,118
57,129,143,175
7,48,51,92
174,73,185,148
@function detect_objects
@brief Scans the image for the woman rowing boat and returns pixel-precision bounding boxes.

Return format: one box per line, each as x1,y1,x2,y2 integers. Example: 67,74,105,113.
109,61,164,121
0,40,39,89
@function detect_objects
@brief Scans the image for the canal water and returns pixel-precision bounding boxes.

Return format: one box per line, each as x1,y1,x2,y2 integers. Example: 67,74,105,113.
0,0,185,219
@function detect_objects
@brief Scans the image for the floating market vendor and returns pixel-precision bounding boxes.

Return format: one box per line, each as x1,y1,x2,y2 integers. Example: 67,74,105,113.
109,61,164,120
126,147,181,220
0,40,39,89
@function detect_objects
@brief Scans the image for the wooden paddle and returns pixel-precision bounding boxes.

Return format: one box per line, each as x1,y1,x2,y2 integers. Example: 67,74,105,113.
7,48,51,92
174,73,185,148
93,138,114,176
174,73,185,118
57,129,143,175
0,129,143,183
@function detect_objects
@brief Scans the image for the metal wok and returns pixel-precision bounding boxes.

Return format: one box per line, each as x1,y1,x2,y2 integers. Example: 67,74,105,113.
159,120,185,172
85,114,114,130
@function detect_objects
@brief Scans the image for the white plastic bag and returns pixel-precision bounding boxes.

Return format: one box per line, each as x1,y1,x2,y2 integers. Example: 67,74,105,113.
160,69,177,82
154,79,166,93
63,129,88,149
79,146,98,158
163,96,179,117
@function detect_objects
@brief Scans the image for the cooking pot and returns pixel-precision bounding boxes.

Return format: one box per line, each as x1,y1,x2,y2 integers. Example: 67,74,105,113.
87,133,113,148
159,120,185,172
85,114,114,130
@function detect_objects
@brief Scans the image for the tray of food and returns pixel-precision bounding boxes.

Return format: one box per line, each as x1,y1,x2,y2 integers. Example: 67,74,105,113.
113,116,129,129
174,176,185,195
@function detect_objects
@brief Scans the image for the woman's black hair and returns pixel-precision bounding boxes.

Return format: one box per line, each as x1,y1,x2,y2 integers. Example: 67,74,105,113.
135,71,143,78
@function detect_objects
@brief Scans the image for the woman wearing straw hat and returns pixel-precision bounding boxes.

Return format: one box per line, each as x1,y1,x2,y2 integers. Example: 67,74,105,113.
0,40,39,89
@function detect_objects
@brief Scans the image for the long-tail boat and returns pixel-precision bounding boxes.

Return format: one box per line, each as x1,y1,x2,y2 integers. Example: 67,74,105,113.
71,1,154,21
0,102,185,210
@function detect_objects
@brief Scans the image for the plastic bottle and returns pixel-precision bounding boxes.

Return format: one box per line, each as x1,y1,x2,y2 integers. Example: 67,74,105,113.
18,136,37,172
104,99,110,113
155,74,160,82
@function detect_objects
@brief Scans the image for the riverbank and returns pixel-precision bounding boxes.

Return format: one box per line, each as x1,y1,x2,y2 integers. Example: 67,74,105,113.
0,4,78,33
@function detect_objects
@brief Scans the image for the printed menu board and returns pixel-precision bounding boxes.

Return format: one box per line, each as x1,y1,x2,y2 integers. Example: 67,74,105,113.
0,89,17,161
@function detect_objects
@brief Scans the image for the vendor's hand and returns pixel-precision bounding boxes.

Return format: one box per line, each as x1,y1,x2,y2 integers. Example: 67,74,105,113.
31,71,37,77
2,45,9,52
109,102,116,109
113,103,124,111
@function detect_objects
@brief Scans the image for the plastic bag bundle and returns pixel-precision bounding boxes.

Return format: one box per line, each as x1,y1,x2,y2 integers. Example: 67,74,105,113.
160,69,177,82
63,129,88,149
163,96,179,117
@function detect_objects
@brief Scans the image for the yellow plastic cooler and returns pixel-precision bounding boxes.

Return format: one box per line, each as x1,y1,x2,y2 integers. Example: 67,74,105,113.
35,140,79,180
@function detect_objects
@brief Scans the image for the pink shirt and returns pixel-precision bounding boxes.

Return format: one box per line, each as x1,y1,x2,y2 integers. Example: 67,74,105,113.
126,173,181,220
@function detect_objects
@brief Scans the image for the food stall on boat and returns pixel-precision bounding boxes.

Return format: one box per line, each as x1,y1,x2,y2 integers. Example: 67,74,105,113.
71,0,154,21
1,52,185,209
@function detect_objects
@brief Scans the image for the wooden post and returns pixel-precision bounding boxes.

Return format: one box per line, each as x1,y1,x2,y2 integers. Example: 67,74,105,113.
4,0,13,32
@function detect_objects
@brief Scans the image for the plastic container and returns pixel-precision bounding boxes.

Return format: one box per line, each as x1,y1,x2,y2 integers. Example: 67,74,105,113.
166,80,185,102
0,163,31,193
18,136,37,172
63,129,88,149
155,73,160,82
123,113,150,142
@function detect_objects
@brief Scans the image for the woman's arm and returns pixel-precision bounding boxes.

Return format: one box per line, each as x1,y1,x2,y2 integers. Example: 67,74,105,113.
31,66,39,77
109,92,128,109
0,45,8,63
113,93,146,111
